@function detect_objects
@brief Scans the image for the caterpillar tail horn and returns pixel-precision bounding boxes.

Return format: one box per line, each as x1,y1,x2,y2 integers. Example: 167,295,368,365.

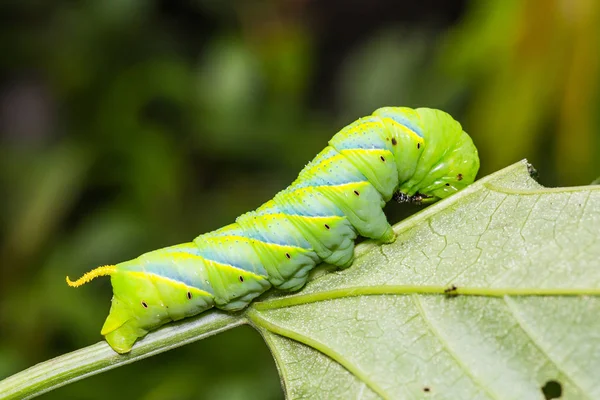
66,265,116,287
66,264,138,353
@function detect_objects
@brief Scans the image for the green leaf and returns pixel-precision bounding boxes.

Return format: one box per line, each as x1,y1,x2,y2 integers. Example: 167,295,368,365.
1,160,598,399
248,160,600,399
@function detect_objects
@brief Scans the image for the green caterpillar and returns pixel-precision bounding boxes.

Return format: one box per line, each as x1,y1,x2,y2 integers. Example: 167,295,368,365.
67,106,480,354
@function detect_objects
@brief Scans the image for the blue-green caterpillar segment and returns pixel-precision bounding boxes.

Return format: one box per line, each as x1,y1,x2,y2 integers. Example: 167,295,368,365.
66,106,480,353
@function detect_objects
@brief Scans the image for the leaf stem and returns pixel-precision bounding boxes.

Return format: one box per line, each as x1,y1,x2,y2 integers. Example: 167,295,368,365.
0,312,244,400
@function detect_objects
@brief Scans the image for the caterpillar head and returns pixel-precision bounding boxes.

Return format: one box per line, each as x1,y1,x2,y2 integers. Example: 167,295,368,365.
392,107,480,202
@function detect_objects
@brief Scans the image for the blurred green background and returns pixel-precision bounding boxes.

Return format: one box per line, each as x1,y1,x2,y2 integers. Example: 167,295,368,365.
1,0,599,399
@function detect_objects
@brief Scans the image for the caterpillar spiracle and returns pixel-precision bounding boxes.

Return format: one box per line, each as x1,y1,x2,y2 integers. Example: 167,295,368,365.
67,106,480,354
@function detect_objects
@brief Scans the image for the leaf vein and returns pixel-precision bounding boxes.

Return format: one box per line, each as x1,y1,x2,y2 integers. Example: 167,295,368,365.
411,294,501,400
247,309,390,400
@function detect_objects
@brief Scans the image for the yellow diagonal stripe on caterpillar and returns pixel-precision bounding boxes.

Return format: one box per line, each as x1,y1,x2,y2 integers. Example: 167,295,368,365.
124,271,214,299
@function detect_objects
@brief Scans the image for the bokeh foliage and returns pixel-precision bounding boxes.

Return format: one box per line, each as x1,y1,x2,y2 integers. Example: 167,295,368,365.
0,1,598,399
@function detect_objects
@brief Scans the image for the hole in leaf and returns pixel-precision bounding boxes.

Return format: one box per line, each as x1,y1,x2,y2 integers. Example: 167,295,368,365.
541,380,562,399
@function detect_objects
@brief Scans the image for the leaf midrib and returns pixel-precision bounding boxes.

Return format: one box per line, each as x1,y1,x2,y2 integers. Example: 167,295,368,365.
252,286,600,311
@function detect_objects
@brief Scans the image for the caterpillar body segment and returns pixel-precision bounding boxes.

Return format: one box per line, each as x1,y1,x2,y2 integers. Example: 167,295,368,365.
67,106,480,353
